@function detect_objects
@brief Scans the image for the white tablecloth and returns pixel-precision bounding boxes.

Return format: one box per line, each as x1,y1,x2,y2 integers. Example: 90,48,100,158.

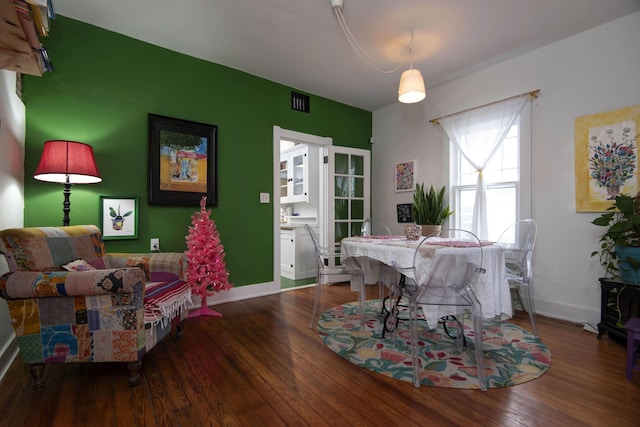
340,236,512,328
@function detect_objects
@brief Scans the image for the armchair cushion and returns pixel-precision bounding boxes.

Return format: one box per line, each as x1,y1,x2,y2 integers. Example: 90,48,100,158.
0,225,107,272
107,252,187,282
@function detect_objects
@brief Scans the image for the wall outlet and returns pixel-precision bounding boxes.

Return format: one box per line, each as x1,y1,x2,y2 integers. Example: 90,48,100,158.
150,238,159,252
260,192,270,203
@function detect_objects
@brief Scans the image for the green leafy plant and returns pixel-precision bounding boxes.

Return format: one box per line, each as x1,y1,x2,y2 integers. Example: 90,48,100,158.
591,193,640,278
412,183,453,225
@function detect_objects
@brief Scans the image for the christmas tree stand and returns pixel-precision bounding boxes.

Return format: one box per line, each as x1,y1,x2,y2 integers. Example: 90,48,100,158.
187,297,222,318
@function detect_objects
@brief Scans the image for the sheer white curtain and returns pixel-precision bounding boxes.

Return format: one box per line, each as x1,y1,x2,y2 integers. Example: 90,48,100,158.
439,95,528,240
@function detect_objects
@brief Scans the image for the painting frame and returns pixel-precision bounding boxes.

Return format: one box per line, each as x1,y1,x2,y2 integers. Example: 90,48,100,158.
396,203,413,223
395,159,416,192
148,113,218,206
575,104,640,212
100,196,139,240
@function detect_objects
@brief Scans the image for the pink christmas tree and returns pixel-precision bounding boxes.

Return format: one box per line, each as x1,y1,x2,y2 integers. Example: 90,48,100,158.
185,195,232,318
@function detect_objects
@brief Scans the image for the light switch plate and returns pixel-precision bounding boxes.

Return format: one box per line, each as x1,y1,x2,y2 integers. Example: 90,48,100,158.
259,192,270,203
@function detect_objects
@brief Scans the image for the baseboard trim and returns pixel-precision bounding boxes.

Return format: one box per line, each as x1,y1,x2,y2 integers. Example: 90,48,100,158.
186,280,281,309
0,334,18,384
533,298,600,327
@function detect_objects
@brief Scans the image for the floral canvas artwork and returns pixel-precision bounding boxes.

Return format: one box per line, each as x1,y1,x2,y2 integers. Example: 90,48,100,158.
588,123,636,199
395,160,416,192
575,105,640,212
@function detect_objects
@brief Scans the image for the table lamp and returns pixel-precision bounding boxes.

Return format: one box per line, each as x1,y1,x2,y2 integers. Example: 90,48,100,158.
34,140,102,226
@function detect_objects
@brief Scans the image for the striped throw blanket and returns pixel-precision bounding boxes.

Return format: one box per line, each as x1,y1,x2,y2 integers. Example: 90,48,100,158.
144,280,192,325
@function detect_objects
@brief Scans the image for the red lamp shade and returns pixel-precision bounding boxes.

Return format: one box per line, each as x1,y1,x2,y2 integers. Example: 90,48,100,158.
34,140,102,184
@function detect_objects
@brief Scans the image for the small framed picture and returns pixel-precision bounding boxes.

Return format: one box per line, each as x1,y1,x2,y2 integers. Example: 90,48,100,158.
397,203,413,223
395,160,416,192
100,196,139,240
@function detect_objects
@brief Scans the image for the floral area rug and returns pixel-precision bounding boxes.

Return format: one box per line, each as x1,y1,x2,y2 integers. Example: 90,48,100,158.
317,300,551,389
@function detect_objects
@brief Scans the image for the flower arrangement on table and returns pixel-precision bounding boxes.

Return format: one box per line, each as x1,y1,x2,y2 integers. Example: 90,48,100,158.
589,127,638,199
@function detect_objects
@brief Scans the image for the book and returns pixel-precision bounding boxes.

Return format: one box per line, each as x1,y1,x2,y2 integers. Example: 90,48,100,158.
29,2,47,37
38,46,53,72
12,0,41,49
24,0,47,6
47,0,55,19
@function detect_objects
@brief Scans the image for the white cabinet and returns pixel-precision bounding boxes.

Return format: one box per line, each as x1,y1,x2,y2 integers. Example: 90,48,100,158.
280,226,316,280
280,230,295,278
280,145,318,205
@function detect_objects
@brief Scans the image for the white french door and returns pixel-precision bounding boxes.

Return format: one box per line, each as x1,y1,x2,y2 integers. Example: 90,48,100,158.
325,146,371,266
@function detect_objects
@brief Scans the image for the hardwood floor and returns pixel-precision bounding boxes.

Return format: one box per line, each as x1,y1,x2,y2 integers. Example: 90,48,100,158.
0,283,638,426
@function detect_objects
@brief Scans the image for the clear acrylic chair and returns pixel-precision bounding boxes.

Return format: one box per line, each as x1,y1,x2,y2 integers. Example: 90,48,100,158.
361,218,392,237
304,224,364,328
361,218,392,309
392,229,487,390
497,219,538,337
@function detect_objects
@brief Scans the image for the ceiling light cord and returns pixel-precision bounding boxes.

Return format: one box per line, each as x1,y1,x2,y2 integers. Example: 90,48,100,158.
334,6,410,74
407,30,415,69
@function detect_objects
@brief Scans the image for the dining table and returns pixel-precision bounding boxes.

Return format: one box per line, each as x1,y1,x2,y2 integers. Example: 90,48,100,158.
340,235,512,329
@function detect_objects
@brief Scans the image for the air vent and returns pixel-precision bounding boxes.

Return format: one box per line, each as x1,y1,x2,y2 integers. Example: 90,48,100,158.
291,92,310,113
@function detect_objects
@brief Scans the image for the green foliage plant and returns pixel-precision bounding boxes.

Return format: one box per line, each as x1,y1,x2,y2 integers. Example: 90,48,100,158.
591,193,640,279
412,183,453,225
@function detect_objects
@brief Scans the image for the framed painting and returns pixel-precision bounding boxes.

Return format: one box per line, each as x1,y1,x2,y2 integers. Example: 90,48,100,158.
575,104,640,212
395,160,416,192
100,196,138,240
148,114,218,206
397,203,413,223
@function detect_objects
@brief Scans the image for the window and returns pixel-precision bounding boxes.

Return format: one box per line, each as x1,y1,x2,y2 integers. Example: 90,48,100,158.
450,117,525,242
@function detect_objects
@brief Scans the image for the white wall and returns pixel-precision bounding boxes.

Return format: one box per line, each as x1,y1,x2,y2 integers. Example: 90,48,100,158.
0,69,25,380
372,11,640,325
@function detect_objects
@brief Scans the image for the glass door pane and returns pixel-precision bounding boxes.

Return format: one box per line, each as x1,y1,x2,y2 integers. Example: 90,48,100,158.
327,146,370,264
292,152,305,196
280,158,289,199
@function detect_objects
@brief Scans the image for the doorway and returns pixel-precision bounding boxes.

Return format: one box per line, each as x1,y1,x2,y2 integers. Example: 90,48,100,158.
272,126,371,290
273,127,330,290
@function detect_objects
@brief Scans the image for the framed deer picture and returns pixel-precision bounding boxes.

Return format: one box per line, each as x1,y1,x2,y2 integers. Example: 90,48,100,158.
100,196,139,240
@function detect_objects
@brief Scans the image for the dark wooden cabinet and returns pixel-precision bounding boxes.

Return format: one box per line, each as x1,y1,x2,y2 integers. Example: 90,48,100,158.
597,278,640,342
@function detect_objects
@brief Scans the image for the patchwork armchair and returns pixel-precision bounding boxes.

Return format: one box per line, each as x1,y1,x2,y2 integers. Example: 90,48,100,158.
0,225,192,390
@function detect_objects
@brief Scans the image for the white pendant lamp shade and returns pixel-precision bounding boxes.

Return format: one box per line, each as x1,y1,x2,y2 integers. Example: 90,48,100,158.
398,69,426,104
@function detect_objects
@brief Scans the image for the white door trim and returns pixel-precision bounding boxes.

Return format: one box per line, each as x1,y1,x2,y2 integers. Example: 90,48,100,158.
273,126,332,289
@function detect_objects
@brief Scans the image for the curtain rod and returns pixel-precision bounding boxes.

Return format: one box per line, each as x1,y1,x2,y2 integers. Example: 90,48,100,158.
429,89,540,126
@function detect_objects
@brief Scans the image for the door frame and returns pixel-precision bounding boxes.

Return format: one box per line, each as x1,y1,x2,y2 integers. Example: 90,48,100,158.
273,126,332,289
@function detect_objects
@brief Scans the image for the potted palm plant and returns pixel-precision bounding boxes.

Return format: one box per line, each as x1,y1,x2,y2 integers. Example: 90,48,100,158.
591,192,640,283
412,183,453,236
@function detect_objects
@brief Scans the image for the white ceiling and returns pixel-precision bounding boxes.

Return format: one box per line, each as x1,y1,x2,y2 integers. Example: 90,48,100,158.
54,0,640,111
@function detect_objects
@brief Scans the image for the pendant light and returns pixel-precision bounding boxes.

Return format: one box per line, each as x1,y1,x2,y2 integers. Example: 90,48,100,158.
398,69,426,103
331,0,426,104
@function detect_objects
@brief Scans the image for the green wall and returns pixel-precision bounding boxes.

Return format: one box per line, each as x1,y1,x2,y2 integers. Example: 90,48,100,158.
22,16,372,287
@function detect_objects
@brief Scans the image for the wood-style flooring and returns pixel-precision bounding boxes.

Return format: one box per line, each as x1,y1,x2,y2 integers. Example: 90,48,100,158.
0,283,638,426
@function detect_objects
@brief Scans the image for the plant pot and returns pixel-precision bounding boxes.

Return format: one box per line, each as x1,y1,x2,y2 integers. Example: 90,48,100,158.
419,224,442,237
615,245,640,283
